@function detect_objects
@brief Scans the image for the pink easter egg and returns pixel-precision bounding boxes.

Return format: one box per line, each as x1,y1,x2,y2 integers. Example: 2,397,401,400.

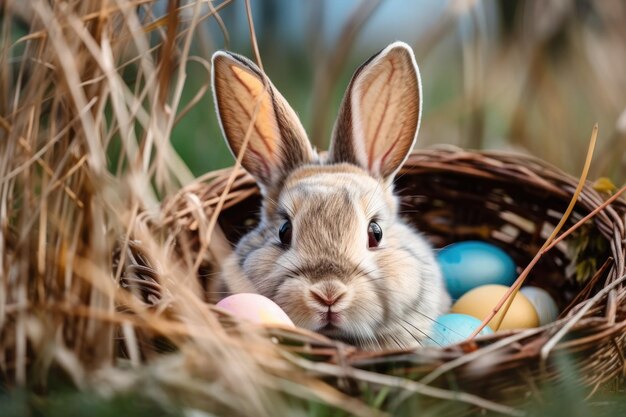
216,293,294,327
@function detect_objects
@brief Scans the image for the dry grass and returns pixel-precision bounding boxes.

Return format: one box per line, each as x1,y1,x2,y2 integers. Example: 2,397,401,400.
0,1,364,416
1,1,625,416
3,2,505,416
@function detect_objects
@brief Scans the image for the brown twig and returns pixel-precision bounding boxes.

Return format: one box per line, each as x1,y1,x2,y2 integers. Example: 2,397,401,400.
288,353,525,417
157,0,180,106
472,124,599,334
245,0,263,72
469,185,625,338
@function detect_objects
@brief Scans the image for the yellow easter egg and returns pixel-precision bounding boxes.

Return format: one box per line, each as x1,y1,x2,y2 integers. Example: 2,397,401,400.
451,284,539,330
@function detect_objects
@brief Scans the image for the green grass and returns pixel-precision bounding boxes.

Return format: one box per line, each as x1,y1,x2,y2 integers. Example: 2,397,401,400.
0,390,183,417
2,362,623,417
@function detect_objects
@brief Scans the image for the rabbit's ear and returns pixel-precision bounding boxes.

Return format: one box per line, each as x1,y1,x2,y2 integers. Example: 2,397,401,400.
328,42,422,180
212,51,314,191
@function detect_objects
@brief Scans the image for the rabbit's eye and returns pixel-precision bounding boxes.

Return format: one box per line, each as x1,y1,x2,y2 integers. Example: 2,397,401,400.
279,220,292,246
368,221,382,248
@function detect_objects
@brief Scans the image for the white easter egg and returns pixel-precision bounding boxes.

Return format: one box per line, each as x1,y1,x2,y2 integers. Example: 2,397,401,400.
520,286,559,325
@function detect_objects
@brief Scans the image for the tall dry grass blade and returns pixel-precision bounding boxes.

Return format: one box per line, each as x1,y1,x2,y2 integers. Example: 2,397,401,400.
245,0,263,71
470,124,604,336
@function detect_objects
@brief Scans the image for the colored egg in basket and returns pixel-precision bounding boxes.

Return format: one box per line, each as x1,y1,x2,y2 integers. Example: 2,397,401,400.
451,284,539,330
427,313,494,347
520,286,559,325
216,293,295,327
437,241,517,299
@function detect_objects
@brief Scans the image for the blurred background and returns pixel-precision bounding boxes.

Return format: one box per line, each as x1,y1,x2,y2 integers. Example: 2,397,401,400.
8,0,624,181
158,0,626,183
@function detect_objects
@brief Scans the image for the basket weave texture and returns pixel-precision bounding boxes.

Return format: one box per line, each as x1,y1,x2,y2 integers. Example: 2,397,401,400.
145,147,626,400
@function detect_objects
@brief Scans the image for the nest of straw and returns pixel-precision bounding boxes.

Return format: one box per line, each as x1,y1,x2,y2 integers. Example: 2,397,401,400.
153,146,626,402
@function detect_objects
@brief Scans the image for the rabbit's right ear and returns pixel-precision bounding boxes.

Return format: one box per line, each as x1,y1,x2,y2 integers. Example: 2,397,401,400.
327,42,422,181
212,51,314,191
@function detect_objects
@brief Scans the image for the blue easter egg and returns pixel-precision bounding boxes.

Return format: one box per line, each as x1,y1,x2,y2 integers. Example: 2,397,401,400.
437,241,516,299
427,313,494,347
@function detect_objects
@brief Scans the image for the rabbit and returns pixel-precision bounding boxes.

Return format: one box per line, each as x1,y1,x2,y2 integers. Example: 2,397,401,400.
211,42,451,350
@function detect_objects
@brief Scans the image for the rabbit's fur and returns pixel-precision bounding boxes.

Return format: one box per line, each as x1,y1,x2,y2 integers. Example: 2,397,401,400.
212,42,451,350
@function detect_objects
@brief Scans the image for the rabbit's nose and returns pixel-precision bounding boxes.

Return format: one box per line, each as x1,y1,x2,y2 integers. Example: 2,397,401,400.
309,282,347,307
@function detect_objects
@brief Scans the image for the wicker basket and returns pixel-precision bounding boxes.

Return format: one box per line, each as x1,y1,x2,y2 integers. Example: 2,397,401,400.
135,146,626,405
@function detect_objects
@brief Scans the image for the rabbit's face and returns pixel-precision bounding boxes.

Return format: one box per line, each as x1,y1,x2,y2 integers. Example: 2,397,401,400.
212,42,451,348
264,165,394,344
237,163,441,348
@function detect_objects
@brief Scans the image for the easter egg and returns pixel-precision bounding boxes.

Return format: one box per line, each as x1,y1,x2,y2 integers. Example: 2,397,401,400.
437,241,517,299
451,284,539,330
427,313,494,347
520,286,559,325
216,293,295,327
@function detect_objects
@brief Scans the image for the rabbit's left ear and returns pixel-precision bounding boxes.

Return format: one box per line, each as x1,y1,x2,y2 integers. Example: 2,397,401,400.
212,51,314,192
328,42,422,181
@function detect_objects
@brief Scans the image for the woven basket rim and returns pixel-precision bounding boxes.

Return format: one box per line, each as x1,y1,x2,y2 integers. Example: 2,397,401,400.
143,147,626,400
